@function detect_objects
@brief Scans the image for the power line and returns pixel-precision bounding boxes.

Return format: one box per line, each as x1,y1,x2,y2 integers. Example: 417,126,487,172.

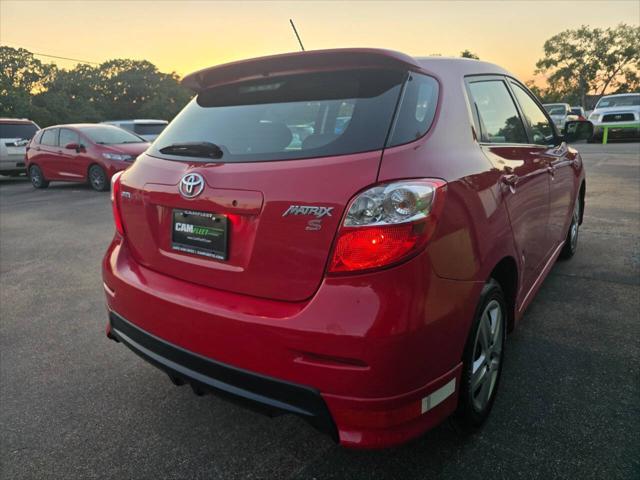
1,44,99,65
30,51,100,65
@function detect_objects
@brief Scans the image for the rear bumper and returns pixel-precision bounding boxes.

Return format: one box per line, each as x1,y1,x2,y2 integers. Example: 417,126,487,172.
103,237,479,448
108,310,338,440
0,157,26,172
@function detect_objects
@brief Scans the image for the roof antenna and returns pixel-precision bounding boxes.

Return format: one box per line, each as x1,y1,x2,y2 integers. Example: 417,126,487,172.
289,19,305,51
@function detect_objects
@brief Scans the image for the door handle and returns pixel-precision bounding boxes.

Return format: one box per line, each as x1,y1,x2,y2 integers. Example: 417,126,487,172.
547,165,556,177
501,174,518,194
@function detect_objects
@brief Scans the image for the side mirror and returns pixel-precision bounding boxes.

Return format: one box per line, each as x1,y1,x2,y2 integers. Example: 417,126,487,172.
563,120,593,143
65,143,85,153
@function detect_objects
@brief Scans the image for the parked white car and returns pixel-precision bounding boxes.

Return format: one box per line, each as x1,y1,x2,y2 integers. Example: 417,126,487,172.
101,119,168,142
0,118,40,176
588,93,640,141
542,103,579,131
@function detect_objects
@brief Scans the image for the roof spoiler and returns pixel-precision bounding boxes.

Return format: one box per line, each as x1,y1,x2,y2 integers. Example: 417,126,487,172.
181,48,422,93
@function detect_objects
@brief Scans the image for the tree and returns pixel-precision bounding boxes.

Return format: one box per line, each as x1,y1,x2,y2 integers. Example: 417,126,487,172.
535,24,639,107
0,46,56,118
0,46,192,126
461,50,479,60
598,24,640,94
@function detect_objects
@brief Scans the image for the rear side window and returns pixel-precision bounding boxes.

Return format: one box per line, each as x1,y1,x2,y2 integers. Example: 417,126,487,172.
40,129,58,146
151,69,406,162
388,73,439,147
468,80,527,144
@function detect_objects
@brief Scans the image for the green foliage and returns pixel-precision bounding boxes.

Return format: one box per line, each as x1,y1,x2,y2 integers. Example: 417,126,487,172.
0,46,192,126
535,24,639,107
460,50,480,60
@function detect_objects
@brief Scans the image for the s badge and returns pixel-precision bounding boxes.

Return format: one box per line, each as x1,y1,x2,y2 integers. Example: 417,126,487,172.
306,219,323,231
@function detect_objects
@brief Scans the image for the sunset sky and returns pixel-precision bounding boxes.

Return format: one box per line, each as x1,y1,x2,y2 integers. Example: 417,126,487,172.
1,0,638,84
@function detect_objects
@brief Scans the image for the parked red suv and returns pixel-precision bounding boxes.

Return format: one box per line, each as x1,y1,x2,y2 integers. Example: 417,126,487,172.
103,49,589,448
26,124,149,191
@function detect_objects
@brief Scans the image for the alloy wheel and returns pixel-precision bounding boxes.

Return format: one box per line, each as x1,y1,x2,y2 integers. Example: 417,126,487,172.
30,166,41,188
470,299,504,412
90,167,105,190
570,200,580,251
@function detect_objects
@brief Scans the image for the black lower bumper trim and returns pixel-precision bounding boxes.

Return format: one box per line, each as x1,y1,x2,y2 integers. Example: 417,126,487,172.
109,312,338,441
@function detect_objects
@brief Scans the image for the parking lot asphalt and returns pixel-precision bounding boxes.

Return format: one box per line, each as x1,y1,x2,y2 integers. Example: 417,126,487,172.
1,142,639,480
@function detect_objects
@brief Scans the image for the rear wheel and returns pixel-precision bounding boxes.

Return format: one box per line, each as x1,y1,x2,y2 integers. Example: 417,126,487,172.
560,198,580,259
456,279,506,428
29,165,49,189
88,165,108,191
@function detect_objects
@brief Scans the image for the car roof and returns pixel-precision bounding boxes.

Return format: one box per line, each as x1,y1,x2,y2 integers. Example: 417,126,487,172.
0,118,37,125
600,93,640,98
42,123,127,130
102,119,168,124
542,103,570,107
415,56,513,77
182,48,516,92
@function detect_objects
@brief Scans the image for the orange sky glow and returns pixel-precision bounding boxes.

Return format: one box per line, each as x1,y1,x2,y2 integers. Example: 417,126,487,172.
1,0,638,85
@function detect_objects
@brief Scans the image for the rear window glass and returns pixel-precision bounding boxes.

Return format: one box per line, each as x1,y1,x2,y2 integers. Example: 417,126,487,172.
150,69,407,162
544,104,568,115
134,123,166,135
0,123,38,140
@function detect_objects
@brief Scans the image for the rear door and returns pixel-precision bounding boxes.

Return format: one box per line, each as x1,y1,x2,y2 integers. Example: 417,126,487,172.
118,68,411,302
467,77,551,296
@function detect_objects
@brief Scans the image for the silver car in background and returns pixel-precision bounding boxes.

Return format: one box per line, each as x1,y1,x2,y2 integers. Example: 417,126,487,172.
588,93,640,141
542,103,579,131
101,119,168,142
0,118,40,176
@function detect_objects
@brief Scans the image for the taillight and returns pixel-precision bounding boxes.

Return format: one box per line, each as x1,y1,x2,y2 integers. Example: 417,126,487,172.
110,170,125,236
328,179,446,273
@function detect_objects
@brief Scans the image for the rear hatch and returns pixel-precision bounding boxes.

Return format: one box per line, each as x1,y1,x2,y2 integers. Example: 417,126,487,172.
0,122,38,162
117,51,421,302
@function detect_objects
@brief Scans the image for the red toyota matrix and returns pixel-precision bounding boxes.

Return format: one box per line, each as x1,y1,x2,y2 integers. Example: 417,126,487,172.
103,49,589,448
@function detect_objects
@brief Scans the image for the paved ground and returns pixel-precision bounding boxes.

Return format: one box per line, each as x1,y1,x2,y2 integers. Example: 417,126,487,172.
1,142,639,479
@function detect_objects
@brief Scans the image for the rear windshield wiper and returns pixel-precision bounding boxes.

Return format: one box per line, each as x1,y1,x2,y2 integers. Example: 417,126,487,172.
159,142,223,159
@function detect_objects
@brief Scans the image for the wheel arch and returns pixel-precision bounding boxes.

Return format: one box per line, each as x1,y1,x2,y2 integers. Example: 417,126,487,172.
87,162,104,178
489,256,518,333
579,180,586,225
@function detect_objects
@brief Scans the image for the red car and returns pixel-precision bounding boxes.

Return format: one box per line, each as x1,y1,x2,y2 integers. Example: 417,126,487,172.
102,49,589,449
26,124,149,191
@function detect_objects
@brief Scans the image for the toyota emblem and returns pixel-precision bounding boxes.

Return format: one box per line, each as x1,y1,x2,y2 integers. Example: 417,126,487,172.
179,173,205,199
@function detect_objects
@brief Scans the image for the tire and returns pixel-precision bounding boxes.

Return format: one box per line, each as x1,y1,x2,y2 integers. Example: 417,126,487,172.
560,197,580,259
29,165,49,189
88,165,108,191
456,278,507,428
